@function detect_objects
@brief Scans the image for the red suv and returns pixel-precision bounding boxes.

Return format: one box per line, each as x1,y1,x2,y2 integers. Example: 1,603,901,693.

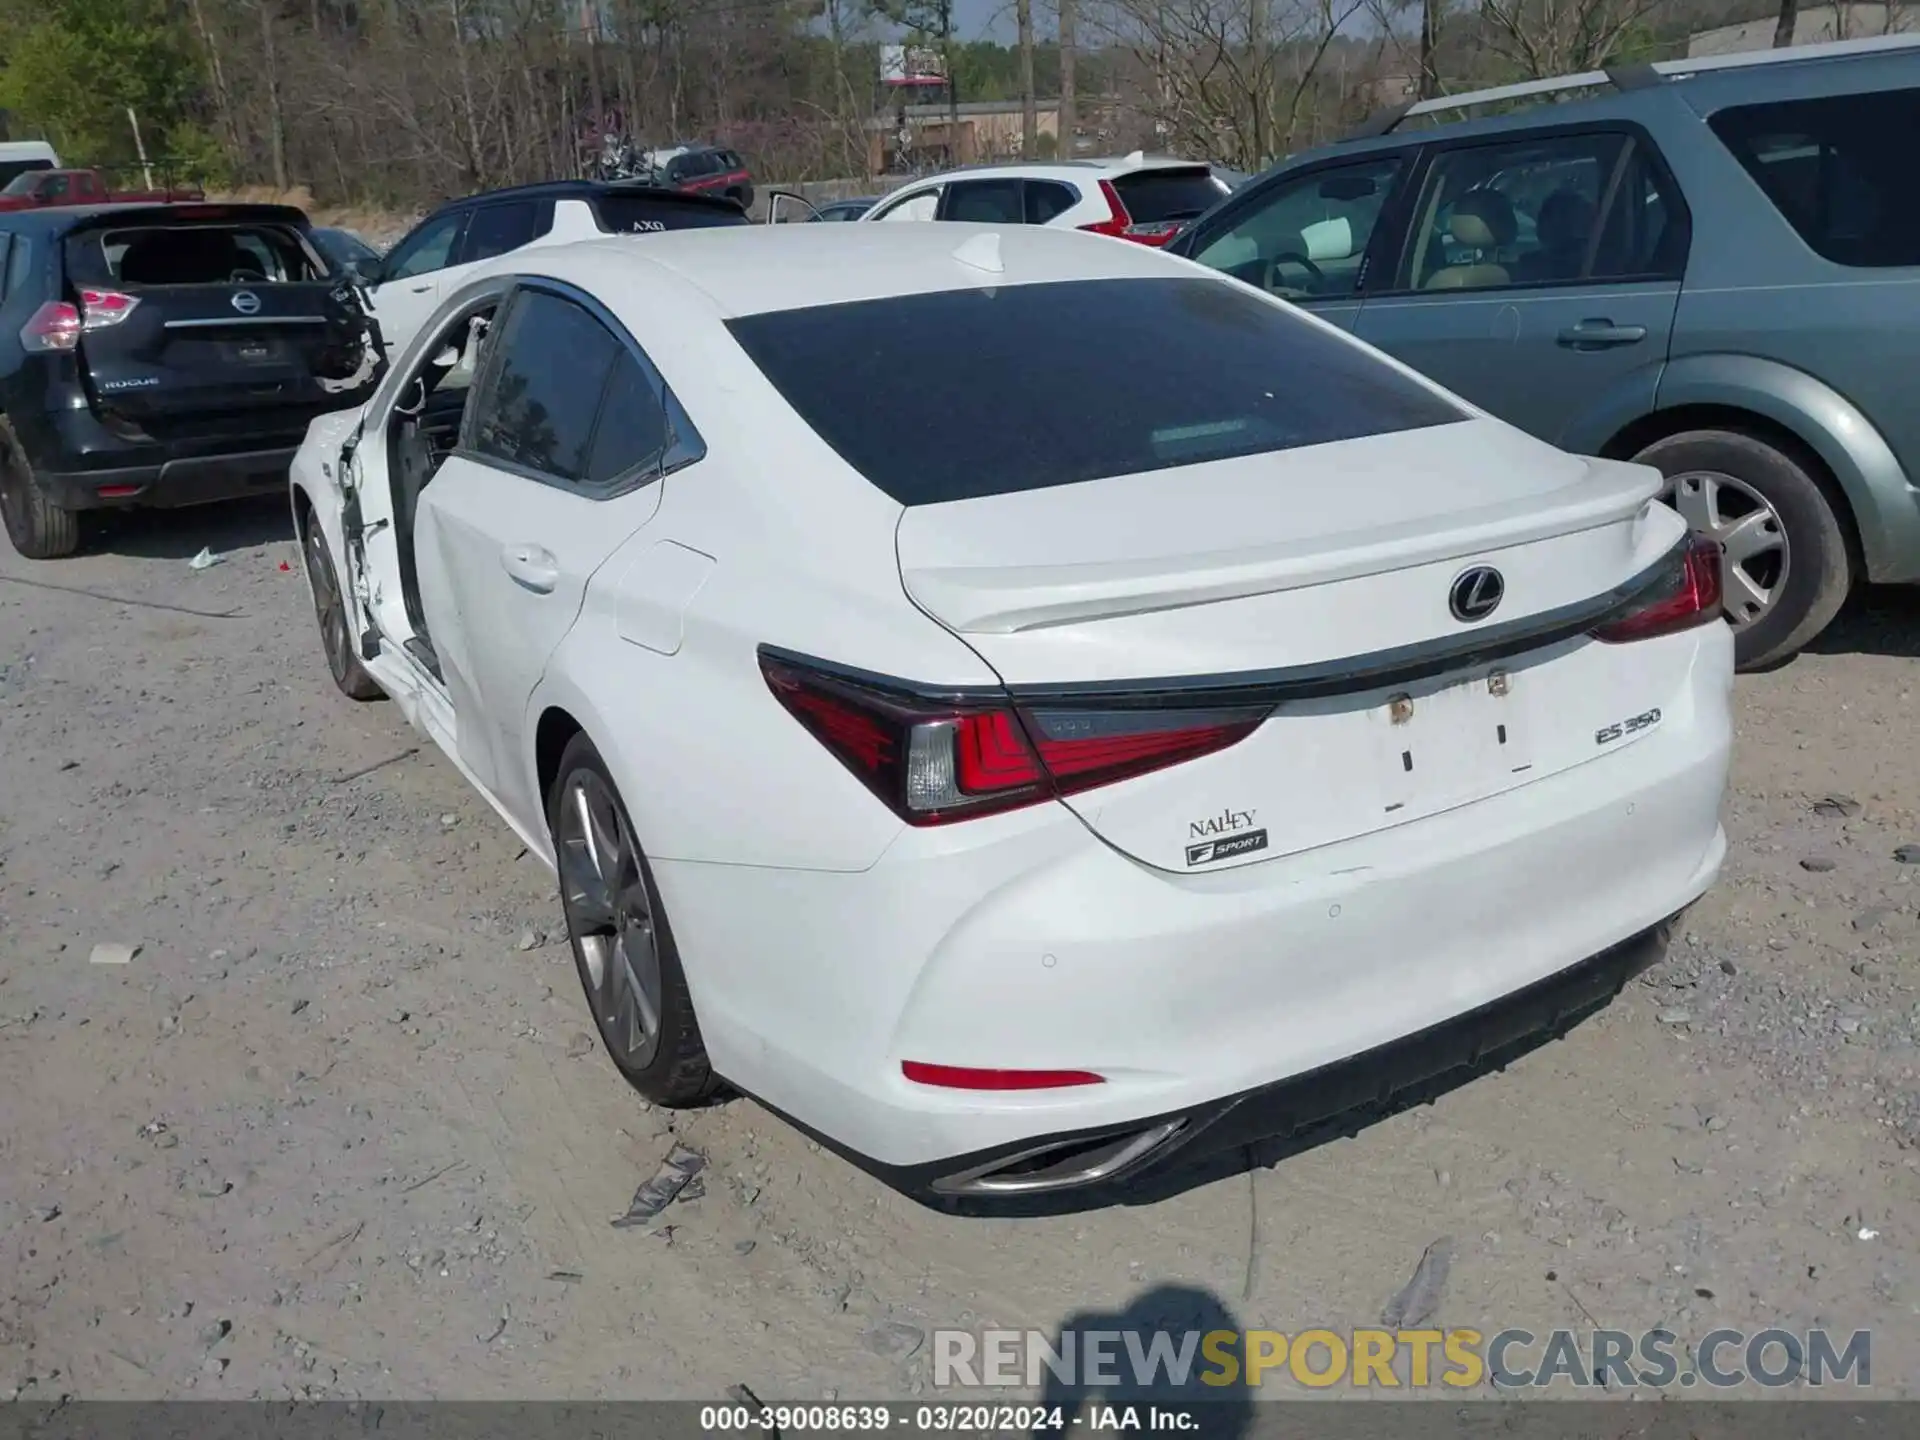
658,146,754,211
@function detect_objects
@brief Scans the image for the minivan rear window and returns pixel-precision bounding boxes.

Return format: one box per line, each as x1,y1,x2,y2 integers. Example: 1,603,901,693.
595,193,750,233
727,277,1465,505
1709,87,1920,268
1111,168,1229,223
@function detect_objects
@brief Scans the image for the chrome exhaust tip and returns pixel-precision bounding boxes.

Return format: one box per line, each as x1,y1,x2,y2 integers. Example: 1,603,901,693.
930,1119,1186,1197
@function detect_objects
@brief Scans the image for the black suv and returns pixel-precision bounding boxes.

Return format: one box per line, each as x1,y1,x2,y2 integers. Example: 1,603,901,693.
0,202,375,558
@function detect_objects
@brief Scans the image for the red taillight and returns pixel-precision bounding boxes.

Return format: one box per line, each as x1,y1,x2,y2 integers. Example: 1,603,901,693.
79,289,140,329
760,654,1265,826
20,291,139,352
22,301,81,352
1076,181,1183,245
1593,537,1725,643
1077,179,1133,239
902,1061,1104,1090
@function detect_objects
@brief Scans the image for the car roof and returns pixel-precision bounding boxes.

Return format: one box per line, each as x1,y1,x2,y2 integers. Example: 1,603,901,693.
1300,28,1920,167
420,180,740,219
494,220,1193,320
894,154,1214,187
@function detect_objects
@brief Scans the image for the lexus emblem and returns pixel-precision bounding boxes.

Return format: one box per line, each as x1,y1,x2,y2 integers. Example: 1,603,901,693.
1449,566,1505,624
231,290,262,316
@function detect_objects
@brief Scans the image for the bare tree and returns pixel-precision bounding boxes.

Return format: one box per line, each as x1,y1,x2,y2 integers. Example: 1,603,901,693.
1094,0,1370,168
1059,0,1078,158
1018,0,1037,157
1475,0,1669,79
1772,0,1798,46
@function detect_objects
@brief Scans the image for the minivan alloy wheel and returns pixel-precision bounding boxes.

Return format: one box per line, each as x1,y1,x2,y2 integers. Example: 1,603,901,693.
559,768,664,1070
1660,470,1788,630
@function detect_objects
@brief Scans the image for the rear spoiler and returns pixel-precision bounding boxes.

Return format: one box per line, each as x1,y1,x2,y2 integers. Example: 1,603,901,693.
54,202,312,234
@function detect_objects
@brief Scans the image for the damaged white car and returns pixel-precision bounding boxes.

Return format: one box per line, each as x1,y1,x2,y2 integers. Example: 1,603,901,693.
290,224,1733,1204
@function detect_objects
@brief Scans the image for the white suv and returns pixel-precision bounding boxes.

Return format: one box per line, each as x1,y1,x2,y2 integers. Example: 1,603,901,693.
858,153,1229,247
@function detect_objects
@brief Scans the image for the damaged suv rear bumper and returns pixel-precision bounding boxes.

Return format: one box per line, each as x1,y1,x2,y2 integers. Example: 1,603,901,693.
38,445,299,510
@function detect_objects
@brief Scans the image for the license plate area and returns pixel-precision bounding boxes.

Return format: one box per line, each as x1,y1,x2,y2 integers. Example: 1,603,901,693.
1375,667,1534,817
225,337,281,364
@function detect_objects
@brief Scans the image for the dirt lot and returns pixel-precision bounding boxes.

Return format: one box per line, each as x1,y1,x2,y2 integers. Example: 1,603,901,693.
2,500,1917,1403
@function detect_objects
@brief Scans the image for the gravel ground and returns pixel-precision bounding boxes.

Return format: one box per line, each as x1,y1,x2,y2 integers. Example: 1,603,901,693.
1,499,1916,1403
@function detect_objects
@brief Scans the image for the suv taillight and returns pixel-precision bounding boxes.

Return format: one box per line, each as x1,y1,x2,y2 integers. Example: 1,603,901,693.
1076,179,1181,246
760,653,1266,826
21,302,81,352
80,288,140,328
20,291,140,352
1592,537,1724,643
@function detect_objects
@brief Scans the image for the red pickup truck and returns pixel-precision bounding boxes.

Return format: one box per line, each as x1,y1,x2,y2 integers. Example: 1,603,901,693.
0,168,205,211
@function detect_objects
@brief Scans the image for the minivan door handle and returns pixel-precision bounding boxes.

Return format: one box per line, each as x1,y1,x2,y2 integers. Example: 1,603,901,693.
1557,319,1648,350
500,543,559,594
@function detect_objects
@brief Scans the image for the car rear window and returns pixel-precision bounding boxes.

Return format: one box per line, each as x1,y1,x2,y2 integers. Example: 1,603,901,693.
65,223,323,287
1111,168,1229,224
726,277,1465,505
1708,87,1920,268
594,193,750,233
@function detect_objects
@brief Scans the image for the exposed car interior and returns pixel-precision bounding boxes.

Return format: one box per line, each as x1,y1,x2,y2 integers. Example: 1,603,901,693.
68,223,327,287
388,303,497,665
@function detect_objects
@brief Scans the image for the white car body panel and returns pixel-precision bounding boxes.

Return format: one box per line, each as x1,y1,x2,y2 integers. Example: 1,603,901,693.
289,224,1733,1194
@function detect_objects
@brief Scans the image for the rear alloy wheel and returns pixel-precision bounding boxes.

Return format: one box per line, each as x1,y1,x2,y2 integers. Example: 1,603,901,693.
550,734,715,1106
1635,429,1851,670
303,521,382,700
0,419,79,560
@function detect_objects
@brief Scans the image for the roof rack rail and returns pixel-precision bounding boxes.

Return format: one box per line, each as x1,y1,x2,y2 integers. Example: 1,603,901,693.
1342,30,1920,140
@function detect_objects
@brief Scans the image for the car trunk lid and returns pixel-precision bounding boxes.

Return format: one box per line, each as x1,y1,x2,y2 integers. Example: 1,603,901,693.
895,420,1692,871
61,213,370,421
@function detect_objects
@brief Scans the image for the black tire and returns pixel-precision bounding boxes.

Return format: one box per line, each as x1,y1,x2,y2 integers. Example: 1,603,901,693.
1633,428,1852,671
0,417,80,560
548,732,716,1107
302,516,383,700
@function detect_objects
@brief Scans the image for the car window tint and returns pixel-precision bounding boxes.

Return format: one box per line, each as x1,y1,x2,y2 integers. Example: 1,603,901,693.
473,291,621,483
386,212,464,281
1590,142,1687,280
461,201,538,264
944,178,1023,223
1191,155,1402,301
593,193,751,233
1111,168,1227,224
1025,180,1078,224
1402,132,1627,292
728,277,1465,506
585,353,670,484
1709,87,1920,268
0,234,13,301
875,189,938,222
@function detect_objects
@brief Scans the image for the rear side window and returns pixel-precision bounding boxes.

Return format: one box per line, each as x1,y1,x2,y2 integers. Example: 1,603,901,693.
585,354,670,483
1111,168,1229,224
1025,181,1078,224
594,194,750,233
474,291,619,481
5,235,32,298
65,223,322,287
460,201,539,263
728,277,1465,505
1710,87,1920,268
944,178,1023,224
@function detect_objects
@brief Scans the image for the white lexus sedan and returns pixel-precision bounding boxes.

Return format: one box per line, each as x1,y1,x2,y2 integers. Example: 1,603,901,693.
290,223,1732,1203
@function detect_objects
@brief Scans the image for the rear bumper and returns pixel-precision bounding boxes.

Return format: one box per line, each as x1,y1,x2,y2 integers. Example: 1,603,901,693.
865,913,1680,1201
38,446,298,510
655,625,1735,1199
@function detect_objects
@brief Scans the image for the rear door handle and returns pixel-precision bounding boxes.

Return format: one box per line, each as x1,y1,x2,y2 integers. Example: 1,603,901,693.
1557,319,1648,350
500,543,559,594
409,283,433,294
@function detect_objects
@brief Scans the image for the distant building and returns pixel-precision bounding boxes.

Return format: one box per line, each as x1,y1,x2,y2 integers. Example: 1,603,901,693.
864,99,1064,176
1688,3,1918,56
